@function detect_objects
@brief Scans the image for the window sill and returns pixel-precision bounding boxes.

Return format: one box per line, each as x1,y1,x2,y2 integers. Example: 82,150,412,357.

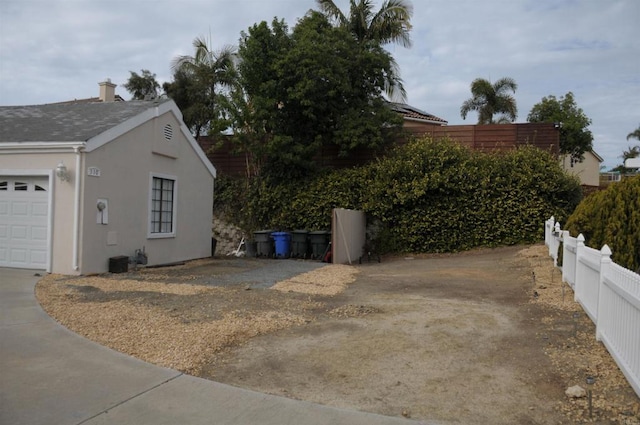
147,233,176,239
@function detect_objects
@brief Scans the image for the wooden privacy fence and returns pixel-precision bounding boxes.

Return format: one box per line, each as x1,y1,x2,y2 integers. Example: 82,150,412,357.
200,122,560,177
544,216,640,398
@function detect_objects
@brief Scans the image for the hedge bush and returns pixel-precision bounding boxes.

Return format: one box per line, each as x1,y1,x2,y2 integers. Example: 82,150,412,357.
217,136,582,254
565,175,640,272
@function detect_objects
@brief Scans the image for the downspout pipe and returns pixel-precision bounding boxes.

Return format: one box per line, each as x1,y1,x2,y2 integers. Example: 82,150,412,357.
72,146,83,271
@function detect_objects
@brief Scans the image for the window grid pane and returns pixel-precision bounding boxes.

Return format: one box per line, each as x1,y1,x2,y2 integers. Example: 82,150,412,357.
151,177,174,234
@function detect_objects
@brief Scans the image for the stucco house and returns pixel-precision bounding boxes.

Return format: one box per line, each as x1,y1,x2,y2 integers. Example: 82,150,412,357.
0,81,216,274
560,150,603,188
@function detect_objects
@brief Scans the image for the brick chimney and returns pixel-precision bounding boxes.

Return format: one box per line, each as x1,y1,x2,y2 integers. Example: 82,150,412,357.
98,79,117,102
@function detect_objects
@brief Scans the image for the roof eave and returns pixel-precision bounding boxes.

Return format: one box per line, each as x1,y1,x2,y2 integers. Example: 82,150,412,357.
403,116,448,126
0,141,85,154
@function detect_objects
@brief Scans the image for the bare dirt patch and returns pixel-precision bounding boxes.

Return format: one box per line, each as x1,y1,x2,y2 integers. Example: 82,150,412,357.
36,245,639,424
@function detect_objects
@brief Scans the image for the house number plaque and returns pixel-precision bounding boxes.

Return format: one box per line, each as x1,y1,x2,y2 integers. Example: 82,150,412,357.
88,167,101,177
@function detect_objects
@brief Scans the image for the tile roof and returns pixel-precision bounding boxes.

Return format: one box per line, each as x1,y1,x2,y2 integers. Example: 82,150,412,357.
0,99,170,143
389,102,448,124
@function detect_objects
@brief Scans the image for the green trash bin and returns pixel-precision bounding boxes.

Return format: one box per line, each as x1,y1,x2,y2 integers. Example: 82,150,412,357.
309,231,330,260
291,230,309,258
253,230,274,258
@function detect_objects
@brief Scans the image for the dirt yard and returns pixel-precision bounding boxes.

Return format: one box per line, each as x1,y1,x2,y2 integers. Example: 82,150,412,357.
36,245,639,424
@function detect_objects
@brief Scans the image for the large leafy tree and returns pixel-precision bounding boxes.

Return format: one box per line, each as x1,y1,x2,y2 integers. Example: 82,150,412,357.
237,13,402,179
460,77,518,124
232,18,292,178
123,69,160,100
527,92,593,162
316,0,413,101
164,37,236,137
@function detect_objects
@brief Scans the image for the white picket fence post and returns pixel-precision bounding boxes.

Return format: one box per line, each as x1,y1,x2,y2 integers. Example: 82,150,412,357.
595,244,613,342
574,234,585,302
561,231,577,289
552,222,561,267
545,216,555,248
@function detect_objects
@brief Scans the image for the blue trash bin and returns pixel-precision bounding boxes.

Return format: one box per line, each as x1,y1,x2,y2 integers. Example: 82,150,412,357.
271,232,291,259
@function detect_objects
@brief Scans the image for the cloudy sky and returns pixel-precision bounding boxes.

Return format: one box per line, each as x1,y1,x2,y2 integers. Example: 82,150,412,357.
1,0,638,169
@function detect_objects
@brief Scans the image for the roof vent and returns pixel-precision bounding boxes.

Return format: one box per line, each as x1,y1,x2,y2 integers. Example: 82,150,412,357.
163,124,173,141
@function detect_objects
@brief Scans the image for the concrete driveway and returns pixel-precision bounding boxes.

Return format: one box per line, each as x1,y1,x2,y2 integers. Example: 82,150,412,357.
0,268,423,425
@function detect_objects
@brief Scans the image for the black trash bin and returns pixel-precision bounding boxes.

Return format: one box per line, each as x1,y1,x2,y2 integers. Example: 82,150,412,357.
309,231,331,260
253,230,274,258
291,230,309,258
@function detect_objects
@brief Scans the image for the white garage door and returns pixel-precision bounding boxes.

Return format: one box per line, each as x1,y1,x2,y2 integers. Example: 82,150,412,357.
0,177,49,269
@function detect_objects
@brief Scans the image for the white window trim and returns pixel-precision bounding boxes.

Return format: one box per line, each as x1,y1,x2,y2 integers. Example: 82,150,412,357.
148,172,177,239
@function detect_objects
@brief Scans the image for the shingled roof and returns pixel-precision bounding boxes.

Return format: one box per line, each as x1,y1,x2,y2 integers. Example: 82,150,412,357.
0,99,170,143
389,102,448,125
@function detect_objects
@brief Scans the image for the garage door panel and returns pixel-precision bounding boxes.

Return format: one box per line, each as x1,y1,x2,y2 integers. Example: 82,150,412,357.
10,248,27,263
32,202,48,216
10,225,28,239
11,202,29,216
0,201,7,215
30,250,47,267
32,226,47,240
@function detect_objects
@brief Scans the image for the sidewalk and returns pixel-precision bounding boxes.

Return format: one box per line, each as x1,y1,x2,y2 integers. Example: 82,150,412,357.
0,268,427,425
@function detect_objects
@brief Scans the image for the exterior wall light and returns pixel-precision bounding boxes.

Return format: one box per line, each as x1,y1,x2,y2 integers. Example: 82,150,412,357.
56,161,69,181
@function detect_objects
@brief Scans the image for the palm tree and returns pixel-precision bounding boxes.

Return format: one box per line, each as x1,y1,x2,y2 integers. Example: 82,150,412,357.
621,145,640,161
627,124,640,141
317,0,413,47
170,36,237,137
316,0,413,101
460,77,518,124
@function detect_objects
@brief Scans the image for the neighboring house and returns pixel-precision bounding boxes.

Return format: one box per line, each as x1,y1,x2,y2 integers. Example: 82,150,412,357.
561,150,603,188
388,102,448,129
0,81,216,274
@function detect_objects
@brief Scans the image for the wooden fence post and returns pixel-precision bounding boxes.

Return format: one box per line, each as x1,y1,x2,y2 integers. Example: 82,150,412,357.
595,244,613,342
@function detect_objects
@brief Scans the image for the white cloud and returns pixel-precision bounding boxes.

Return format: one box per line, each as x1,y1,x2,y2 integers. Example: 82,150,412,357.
1,0,638,167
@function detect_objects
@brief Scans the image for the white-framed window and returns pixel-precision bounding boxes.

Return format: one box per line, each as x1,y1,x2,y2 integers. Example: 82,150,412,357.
148,173,177,238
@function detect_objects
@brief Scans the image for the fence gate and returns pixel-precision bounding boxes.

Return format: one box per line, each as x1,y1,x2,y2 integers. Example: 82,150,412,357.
331,208,366,265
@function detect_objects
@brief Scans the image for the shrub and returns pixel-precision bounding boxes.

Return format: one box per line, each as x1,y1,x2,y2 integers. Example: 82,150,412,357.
565,175,640,271
216,136,582,254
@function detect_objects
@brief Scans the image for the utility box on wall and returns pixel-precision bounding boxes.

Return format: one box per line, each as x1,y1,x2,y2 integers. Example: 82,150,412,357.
108,255,128,273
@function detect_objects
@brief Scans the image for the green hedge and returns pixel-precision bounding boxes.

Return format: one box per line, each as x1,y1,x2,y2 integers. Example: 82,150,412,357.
565,175,640,271
217,136,582,254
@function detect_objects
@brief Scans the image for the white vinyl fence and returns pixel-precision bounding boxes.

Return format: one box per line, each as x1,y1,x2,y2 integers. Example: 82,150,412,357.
544,216,640,398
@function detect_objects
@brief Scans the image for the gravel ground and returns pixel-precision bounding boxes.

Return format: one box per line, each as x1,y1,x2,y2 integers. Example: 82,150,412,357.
36,259,350,374
35,247,639,424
